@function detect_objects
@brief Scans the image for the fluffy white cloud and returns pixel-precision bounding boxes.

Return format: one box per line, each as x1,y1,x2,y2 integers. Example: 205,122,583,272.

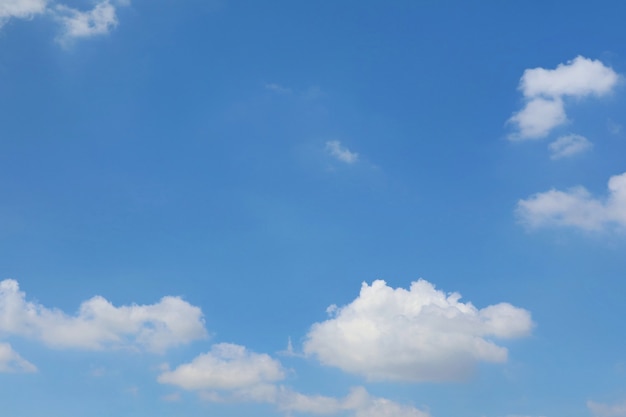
588,400,626,417
160,343,430,417
508,56,620,140
158,343,285,391
508,97,567,140
303,279,532,382
548,134,592,159
0,279,207,352
517,172,626,231
326,140,359,164
0,342,36,373
0,0,47,22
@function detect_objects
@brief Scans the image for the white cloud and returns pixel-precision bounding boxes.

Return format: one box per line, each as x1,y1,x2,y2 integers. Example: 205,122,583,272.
0,342,37,373
326,140,359,164
517,171,626,231
508,97,567,140
520,56,619,99
0,0,47,23
508,56,620,140
548,134,592,159
0,0,129,41
588,400,626,417
0,279,207,353
55,0,118,40
158,343,285,391
303,279,533,382
159,343,430,417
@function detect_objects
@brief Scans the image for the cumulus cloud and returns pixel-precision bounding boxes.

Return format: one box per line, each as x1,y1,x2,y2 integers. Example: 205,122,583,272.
159,343,430,417
326,140,359,164
0,0,47,23
0,342,37,373
548,134,592,159
588,400,626,417
517,171,626,231
158,343,285,391
508,56,620,140
0,279,207,353
303,279,533,382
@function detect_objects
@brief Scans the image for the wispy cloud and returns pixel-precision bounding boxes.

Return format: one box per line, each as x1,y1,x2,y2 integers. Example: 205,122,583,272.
588,400,626,417
55,0,119,42
548,134,592,159
0,342,37,373
508,56,620,140
517,171,626,231
264,83,293,95
326,140,359,164
0,0,129,42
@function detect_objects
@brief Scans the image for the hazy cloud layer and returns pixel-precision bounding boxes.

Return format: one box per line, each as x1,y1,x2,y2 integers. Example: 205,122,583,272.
508,56,619,140
588,400,626,417
517,172,626,231
304,279,533,382
0,279,207,353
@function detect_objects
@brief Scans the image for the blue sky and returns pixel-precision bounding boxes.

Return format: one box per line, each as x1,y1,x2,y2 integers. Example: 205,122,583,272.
1,1,626,416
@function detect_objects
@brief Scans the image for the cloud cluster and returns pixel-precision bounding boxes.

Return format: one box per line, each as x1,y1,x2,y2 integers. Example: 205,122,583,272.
517,172,626,231
159,343,430,417
508,56,619,141
0,0,127,41
0,279,207,360
303,279,533,382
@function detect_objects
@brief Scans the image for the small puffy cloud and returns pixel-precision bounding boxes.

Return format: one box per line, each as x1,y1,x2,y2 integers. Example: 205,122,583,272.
158,343,285,391
517,171,626,231
508,97,567,140
0,0,47,23
326,140,359,164
508,56,620,140
520,56,619,99
0,342,37,373
588,400,626,417
303,279,533,382
0,279,207,353
548,134,592,159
